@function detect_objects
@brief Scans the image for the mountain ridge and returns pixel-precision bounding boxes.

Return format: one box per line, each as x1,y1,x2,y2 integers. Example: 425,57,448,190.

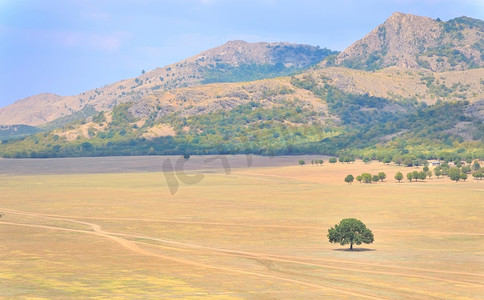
1,12,483,160
0,41,332,126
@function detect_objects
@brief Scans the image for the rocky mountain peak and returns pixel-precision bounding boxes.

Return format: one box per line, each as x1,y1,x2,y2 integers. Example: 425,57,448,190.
334,12,483,71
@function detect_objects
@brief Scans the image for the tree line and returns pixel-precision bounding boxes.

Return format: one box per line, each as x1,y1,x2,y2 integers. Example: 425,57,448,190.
344,159,483,183
345,172,386,184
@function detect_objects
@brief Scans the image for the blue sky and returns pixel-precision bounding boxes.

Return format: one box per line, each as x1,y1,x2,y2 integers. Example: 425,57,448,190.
0,0,483,108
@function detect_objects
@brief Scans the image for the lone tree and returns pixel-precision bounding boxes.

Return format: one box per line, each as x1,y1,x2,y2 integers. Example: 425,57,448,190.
394,171,403,183
298,159,306,166
327,218,374,251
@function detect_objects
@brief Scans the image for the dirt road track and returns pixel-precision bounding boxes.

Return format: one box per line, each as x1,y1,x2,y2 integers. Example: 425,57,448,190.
1,207,483,298
2,208,483,279
2,207,483,236
0,219,384,299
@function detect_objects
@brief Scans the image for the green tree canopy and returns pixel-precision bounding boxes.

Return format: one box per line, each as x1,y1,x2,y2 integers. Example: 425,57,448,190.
472,160,481,171
472,171,483,180
449,167,461,182
327,218,374,250
361,173,372,183
407,172,413,182
461,166,471,174
394,171,403,182
378,172,386,182
403,157,414,167
344,174,354,184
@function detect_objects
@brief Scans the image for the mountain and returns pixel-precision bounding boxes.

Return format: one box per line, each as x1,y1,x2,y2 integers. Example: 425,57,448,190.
0,41,334,126
332,12,484,71
1,12,483,161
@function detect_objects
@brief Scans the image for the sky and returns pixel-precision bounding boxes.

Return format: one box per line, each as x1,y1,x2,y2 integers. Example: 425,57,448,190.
0,0,483,109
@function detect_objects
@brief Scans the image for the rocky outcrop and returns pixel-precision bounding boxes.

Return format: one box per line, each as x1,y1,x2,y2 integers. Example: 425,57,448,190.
334,12,484,71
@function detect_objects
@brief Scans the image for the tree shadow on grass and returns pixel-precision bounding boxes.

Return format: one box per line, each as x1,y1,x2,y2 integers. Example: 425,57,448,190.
332,248,376,252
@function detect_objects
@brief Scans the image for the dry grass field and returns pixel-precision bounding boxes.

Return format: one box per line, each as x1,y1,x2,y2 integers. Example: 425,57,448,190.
0,156,483,299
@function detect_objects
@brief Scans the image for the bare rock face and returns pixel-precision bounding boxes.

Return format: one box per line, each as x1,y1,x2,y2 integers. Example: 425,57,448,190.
335,12,484,71
0,93,65,126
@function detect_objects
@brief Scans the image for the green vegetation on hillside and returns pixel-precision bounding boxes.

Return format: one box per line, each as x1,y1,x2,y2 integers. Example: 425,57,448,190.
40,105,97,131
147,99,339,156
0,125,40,140
0,64,484,161
1,75,484,160
201,47,338,84
201,63,301,84
442,16,484,33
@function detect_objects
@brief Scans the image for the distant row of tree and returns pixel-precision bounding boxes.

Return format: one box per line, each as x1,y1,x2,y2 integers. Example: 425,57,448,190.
345,172,386,184
311,159,324,165
345,159,483,184
401,170,432,182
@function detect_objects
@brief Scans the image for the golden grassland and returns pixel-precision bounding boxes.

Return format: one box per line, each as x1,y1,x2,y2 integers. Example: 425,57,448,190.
0,158,483,299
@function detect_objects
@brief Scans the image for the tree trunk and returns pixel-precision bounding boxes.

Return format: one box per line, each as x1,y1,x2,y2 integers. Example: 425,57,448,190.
350,242,353,251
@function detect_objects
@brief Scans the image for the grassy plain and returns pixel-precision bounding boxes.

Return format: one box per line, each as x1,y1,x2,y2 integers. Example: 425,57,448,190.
0,156,483,299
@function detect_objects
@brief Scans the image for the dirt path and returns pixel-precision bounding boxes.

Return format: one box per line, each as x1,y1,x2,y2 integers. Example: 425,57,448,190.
2,207,483,287
2,207,483,236
111,230,484,287
0,220,384,299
